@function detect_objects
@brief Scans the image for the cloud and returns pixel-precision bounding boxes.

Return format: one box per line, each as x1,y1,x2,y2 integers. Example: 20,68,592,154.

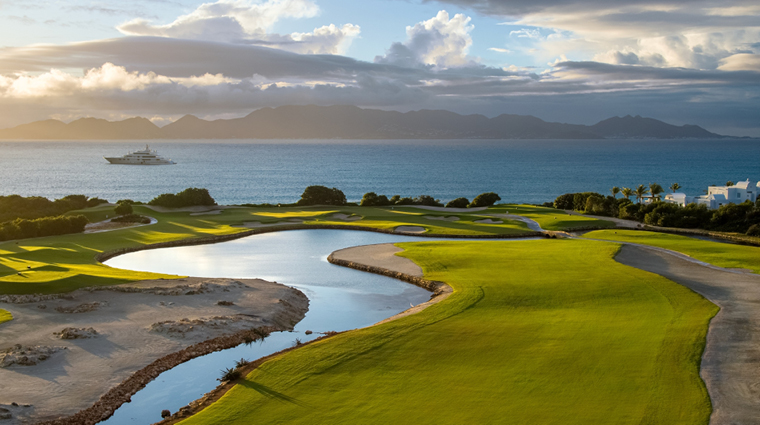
718,53,760,71
117,0,359,54
375,10,476,69
488,47,511,53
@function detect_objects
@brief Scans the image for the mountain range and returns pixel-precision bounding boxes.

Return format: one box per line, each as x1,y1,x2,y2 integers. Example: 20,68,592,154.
0,105,734,140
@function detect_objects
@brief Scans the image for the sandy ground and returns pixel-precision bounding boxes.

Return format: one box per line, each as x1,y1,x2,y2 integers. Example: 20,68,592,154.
474,218,503,224
331,214,361,221
425,215,459,222
329,243,451,325
0,277,308,424
407,206,487,213
615,245,760,425
486,214,544,232
394,226,426,234
84,217,158,234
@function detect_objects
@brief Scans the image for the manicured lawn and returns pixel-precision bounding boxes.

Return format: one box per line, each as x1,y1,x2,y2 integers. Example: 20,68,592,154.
584,229,760,274
499,204,616,231
0,309,11,325
179,239,716,425
1,205,535,295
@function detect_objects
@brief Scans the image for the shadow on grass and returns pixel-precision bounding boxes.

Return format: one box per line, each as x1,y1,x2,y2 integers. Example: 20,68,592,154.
241,381,311,407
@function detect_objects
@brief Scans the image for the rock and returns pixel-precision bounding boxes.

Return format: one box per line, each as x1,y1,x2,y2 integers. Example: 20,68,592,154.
0,345,67,367
217,301,234,306
305,330,313,335
55,301,107,314
56,327,98,339
37,304,47,309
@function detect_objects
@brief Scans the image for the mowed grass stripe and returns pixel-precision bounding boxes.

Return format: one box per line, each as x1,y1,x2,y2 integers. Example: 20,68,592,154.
179,239,716,425
585,229,760,274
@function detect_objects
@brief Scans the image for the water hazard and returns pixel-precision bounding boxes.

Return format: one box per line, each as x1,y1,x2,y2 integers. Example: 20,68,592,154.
101,229,485,424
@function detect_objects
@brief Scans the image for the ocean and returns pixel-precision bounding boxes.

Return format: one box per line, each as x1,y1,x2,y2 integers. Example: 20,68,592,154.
1,139,758,205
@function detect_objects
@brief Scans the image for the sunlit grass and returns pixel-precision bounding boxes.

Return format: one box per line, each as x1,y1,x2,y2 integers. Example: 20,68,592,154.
0,309,12,325
584,229,760,274
501,204,616,231
179,239,716,425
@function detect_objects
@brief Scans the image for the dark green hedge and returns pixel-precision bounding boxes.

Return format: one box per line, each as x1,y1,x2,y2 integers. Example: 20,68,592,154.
0,215,89,241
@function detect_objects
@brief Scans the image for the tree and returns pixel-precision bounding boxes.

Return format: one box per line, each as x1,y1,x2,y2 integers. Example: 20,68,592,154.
149,188,216,208
649,183,664,201
669,183,682,193
610,187,620,198
469,192,501,208
360,192,390,207
621,187,633,200
114,202,133,216
726,181,734,187
413,195,442,207
297,186,346,206
553,193,575,210
446,197,470,208
634,185,649,204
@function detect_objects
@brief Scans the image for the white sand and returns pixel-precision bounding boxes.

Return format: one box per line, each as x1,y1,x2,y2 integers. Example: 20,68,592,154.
474,218,502,224
331,213,362,221
424,215,460,222
0,277,308,424
84,217,158,234
394,226,426,234
615,244,760,425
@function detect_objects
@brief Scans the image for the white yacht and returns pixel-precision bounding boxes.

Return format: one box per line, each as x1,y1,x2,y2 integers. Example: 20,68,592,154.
104,145,176,165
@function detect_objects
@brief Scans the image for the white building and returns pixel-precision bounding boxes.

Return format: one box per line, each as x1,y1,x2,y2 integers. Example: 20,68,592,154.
664,179,759,209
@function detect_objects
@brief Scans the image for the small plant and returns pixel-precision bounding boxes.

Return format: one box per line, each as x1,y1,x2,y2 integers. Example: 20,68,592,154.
218,367,242,382
235,358,250,368
217,300,234,306
292,338,303,347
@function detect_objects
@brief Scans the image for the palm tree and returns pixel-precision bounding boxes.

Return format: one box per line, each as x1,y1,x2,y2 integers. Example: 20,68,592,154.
634,184,649,204
669,183,681,193
610,186,620,198
649,183,664,202
621,187,633,200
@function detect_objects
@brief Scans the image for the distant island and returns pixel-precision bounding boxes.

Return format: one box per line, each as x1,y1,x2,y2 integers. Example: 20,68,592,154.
0,105,741,140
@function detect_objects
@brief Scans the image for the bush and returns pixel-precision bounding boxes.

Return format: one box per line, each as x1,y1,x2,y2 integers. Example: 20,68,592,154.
360,192,391,207
747,224,760,237
469,192,501,208
446,197,470,208
218,367,241,382
0,194,106,222
413,195,443,207
86,197,109,208
149,188,217,208
111,214,150,224
553,193,575,210
0,215,89,242
114,202,133,216
296,186,346,206
395,197,415,205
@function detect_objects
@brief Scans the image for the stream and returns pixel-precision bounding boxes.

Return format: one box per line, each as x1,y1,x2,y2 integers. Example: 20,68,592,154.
100,229,499,424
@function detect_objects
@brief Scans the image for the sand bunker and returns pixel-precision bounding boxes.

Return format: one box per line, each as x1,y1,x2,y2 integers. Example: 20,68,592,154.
84,217,157,234
0,277,308,424
332,213,362,221
474,218,503,224
425,215,460,222
394,226,426,234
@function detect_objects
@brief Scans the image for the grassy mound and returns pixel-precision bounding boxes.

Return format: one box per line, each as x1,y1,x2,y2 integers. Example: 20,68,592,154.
179,239,716,425
502,204,616,231
0,309,11,325
584,229,760,274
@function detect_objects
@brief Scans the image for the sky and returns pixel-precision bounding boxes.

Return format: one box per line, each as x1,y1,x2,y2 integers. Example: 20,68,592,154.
0,0,758,136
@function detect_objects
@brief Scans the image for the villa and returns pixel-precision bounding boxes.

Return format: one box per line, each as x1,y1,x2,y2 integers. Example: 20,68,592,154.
664,179,759,209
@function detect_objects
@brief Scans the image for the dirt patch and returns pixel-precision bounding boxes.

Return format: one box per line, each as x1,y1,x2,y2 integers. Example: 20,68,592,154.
0,345,67,368
0,277,308,424
425,215,459,222
56,327,98,340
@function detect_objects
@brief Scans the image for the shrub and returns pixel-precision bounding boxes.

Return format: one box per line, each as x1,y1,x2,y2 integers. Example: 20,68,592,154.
111,214,150,224
218,367,241,382
235,358,250,368
296,186,346,206
469,192,501,208
395,197,415,205
114,202,133,216
413,195,443,207
446,197,470,208
149,188,216,208
553,193,575,210
0,215,89,242
86,197,109,208
360,192,391,206
747,224,760,237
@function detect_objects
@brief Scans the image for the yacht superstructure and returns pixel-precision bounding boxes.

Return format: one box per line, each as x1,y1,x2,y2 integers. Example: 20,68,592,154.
104,145,176,165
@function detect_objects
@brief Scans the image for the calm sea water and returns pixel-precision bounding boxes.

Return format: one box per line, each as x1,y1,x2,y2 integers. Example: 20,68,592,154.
1,139,758,205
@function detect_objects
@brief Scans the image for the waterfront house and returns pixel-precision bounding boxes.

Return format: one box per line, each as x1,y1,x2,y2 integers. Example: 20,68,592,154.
664,179,759,209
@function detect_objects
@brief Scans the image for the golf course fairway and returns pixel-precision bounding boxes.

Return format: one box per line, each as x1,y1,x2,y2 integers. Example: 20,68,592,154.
178,239,717,425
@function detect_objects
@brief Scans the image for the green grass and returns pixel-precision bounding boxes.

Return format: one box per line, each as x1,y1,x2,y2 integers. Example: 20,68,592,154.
500,204,616,231
0,205,536,295
0,309,12,325
584,229,760,274
179,239,716,425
